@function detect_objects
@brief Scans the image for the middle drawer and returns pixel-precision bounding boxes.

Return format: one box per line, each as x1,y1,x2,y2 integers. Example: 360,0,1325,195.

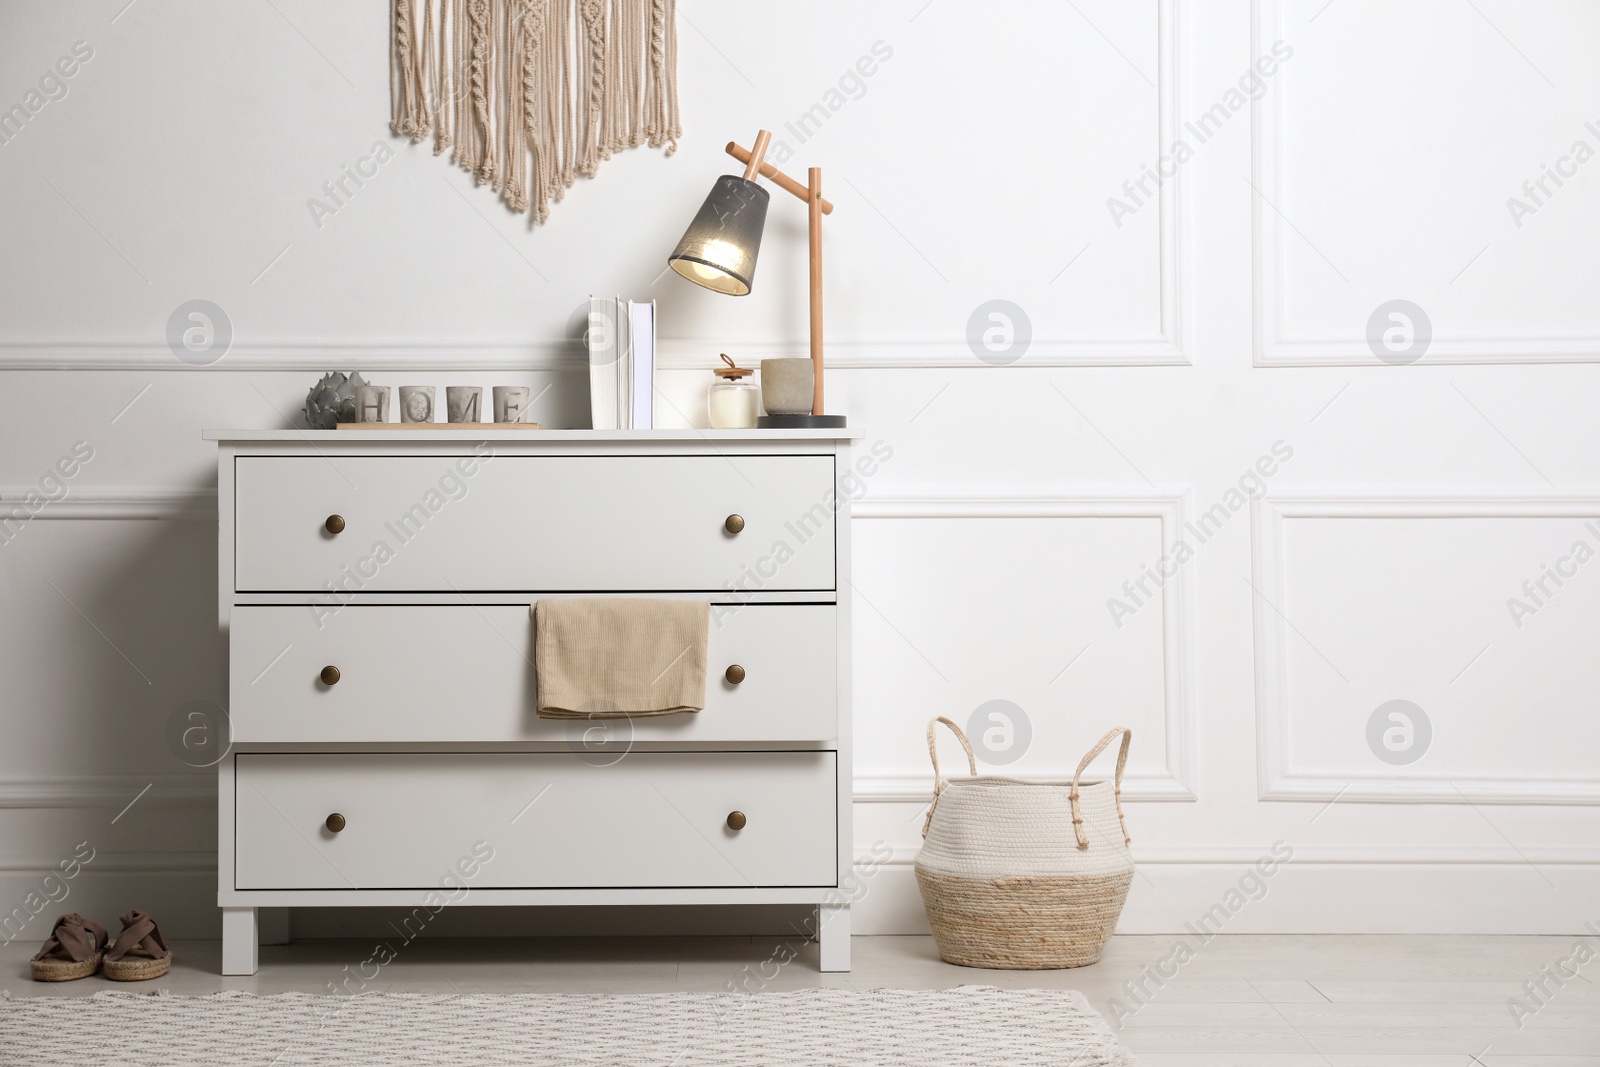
229,604,837,744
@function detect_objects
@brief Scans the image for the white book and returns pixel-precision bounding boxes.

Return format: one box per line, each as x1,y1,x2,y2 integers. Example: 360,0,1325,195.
586,295,618,430
615,294,631,429
629,300,654,431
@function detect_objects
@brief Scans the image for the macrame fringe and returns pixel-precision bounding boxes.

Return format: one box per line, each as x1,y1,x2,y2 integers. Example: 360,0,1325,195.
392,0,680,224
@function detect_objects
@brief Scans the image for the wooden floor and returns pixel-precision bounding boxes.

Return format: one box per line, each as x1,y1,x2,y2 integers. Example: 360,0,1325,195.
3,934,1597,1064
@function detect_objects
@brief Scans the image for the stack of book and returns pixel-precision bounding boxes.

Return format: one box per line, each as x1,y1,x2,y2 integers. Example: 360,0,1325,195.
586,296,655,430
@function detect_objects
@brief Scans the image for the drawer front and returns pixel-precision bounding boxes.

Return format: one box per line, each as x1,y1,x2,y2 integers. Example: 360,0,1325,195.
233,454,835,592
234,752,837,890
229,603,836,743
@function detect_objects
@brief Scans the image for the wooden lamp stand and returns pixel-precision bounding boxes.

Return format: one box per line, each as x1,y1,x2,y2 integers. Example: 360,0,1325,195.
726,130,846,428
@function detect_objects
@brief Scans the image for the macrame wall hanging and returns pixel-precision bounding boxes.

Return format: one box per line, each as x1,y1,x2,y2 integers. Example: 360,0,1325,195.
390,0,681,223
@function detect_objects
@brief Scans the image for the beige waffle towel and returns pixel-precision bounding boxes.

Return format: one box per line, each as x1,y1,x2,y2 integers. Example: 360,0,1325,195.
534,598,710,718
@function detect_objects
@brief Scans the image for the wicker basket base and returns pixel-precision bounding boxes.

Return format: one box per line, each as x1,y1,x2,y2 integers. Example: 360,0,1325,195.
915,866,1134,970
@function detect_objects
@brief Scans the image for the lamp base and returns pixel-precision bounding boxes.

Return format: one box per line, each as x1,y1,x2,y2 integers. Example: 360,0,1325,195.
757,414,848,429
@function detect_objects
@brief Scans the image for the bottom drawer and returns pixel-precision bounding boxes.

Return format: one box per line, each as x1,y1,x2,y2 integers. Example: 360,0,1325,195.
233,752,837,890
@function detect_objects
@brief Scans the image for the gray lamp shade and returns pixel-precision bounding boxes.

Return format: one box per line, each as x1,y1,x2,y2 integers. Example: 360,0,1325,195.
667,175,770,296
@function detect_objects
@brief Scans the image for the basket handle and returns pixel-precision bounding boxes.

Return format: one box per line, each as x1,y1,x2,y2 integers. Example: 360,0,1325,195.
1069,727,1133,850
922,717,977,837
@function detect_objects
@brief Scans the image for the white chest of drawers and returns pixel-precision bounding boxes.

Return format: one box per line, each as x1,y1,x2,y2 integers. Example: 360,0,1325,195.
207,429,855,974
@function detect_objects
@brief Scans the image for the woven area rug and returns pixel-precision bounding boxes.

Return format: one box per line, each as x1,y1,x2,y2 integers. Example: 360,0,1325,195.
0,985,1134,1066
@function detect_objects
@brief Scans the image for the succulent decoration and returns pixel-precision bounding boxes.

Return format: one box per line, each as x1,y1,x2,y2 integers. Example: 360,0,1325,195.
303,371,370,429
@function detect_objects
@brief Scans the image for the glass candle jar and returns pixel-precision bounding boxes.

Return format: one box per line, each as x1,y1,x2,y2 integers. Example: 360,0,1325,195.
708,354,759,429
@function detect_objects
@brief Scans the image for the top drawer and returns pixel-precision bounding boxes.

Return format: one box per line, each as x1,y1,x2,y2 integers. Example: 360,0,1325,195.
233,454,836,593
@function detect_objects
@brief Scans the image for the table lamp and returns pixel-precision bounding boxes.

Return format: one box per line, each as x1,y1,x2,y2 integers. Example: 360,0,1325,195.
667,129,846,428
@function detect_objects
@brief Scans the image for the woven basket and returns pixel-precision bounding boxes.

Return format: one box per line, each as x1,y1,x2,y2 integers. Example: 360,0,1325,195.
914,717,1134,969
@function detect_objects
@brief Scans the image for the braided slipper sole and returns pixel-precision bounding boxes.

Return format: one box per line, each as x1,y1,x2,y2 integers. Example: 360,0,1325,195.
31,952,103,982
103,952,171,982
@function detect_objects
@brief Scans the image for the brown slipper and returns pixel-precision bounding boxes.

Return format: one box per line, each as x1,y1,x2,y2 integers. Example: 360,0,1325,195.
102,909,172,982
30,913,109,982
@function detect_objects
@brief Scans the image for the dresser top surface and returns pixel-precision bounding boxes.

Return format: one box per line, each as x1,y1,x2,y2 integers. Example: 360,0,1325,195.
204,428,861,443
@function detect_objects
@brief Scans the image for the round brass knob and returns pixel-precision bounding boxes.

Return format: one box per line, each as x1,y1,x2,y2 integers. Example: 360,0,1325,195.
726,811,747,831
724,514,745,535
320,665,341,686
724,664,746,685
325,812,346,833
324,514,346,534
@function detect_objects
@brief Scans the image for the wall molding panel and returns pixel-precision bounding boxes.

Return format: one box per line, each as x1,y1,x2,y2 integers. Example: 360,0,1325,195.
1250,0,1600,367
0,3,1187,373
1253,493,1600,804
6,492,1199,802
855,494,1197,802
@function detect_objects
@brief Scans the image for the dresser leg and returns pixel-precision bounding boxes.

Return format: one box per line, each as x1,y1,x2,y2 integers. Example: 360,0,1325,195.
221,907,259,975
817,902,851,972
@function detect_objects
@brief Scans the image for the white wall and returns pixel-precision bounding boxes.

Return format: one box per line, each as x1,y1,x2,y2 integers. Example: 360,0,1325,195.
3,0,1599,941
